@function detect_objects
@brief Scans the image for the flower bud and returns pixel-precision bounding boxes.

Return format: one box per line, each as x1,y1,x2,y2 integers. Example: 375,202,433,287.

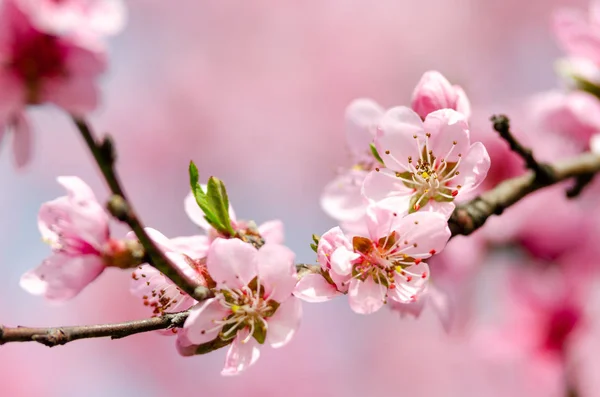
411,71,471,119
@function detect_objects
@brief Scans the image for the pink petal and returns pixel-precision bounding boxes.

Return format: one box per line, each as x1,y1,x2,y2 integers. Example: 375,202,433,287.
348,277,386,314
207,238,258,288
266,296,302,348
175,329,198,356
454,85,471,119
293,273,340,302
423,200,456,219
170,234,210,258
221,330,261,376
375,106,424,171
321,169,369,222
423,109,470,163
258,220,284,244
451,142,491,193
591,134,600,154
144,227,179,252
387,299,426,319
427,285,454,333
45,75,100,115
389,261,430,303
256,244,297,302
361,168,413,204
183,299,231,345
57,175,97,202
345,98,384,157
554,8,600,63
411,71,456,119
365,197,411,240
330,246,359,276
20,254,105,301
392,211,451,259
10,112,32,168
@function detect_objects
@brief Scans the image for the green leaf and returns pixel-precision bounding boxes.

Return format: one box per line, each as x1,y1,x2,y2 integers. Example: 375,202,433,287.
310,243,318,253
188,161,229,232
207,176,235,236
370,143,385,165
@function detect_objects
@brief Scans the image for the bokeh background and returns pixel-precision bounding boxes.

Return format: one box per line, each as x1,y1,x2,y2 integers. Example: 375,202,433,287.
1,0,598,396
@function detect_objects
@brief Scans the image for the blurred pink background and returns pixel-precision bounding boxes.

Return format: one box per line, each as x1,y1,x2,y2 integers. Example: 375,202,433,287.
1,0,597,396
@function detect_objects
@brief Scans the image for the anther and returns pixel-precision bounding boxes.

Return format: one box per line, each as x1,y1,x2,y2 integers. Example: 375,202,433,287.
414,258,421,265
429,249,436,255
385,150,390,154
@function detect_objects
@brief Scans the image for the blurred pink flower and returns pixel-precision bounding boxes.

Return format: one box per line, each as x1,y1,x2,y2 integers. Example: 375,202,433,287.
13,0,126,36
321,99,384,225
0,0,106,167
130,228,210,328
363,108,490,217
297,201,450,314
181,238,301,376
184,191,284,244
554,1,600,64
411,70,471,120
20,176,110,301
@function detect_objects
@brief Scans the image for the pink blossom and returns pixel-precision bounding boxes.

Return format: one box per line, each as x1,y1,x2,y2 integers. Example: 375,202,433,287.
182,238,301,375
411,70,471,120
320,99,384,225
13,0,126,37
554,1,600,64
20,176,111,301
0,0,107,167
296,201,450,314
130,228,210,328
362,107,490,217
387,284,454,332
184,191,284,244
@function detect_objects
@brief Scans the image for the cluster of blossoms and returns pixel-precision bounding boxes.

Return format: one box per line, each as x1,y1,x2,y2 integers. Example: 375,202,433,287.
299,71,490,320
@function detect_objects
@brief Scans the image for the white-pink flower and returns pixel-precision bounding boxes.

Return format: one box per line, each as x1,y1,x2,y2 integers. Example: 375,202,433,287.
181,238,302,376
184,191,284,244
13,0,126,37
0,0,107,168
362,107,490,218
320,99,384,225
411,71,471,120
295,202,451,314
20,176,110,301
554,1,600,64
130,228,210,327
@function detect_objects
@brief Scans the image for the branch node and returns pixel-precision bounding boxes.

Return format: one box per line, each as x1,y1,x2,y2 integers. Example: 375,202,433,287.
107,194,131,222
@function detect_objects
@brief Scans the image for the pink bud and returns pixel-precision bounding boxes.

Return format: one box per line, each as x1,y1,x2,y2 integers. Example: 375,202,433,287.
411,71,471,119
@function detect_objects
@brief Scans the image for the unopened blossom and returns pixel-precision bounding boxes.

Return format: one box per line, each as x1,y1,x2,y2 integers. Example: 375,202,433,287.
295,201,450,314
320,99,385,227
184,191,284,245
411,71,471,120
554,1,600,64
20,176,113,300
0,0,107,167
181,238,301,375
362,107,490,218
130,228,211,330
13,0,126,37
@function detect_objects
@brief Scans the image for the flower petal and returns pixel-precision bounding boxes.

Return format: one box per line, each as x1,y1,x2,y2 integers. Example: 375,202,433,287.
11,112,32,168
330,246,359,276
348,277,386,314
256,243,297,302
20,254,105,301
207,238,257,288
258,220,284,244
424,109,470,163
392,211,451,259
450,142,491,193
375,106,424,171
221,330,261,376
345,98,384,156
170,234,210,258
390,261,430,303
294,273,340,302
454,85,471,119
321,169,369,222
266,296,302,348
184,299,231,345
361,168,413,203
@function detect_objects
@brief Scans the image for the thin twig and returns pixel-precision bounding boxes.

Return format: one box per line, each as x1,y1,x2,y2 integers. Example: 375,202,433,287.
72,117,211,301
491,114,555,182
0,312,189,347
449,152,600,236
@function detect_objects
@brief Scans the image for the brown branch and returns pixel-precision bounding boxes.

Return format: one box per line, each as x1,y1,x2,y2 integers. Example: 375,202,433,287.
0,312,189,347
72,117,211,302
449,152,600,236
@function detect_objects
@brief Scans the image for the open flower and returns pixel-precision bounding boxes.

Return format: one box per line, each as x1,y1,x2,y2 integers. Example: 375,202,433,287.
130,228,211,330
0,0,107,167
362,107,490,218
411,71,471,120
20,176,111,301
320,99,384,227
181,238,302,375
295,201,450,314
